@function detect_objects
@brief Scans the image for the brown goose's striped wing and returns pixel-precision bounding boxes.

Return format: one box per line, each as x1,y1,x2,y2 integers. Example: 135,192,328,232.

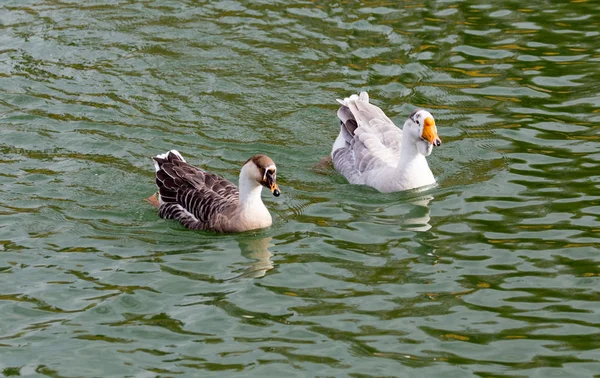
158,187,234,231
153,151,239,231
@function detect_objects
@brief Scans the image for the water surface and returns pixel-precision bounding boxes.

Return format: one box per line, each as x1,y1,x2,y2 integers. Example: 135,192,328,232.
1,1,600,377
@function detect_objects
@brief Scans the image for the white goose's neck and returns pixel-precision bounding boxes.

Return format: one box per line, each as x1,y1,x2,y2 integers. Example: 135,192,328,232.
398,127,424,167
374,125,433,192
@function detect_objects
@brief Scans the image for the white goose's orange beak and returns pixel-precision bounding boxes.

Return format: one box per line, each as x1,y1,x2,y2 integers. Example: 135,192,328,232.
421,117,442,147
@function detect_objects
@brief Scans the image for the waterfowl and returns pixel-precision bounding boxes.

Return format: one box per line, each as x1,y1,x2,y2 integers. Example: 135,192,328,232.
147,150,280,233
331,92,441,193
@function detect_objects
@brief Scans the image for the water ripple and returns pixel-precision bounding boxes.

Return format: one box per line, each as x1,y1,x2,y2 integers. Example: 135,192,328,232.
1,0,600,377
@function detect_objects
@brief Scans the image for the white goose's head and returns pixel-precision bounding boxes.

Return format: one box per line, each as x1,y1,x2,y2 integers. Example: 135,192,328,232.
242,155,281,197
404,109,442,157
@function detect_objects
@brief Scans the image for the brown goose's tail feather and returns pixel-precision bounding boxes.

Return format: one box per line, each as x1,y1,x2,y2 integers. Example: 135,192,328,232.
152,150,186,170
152,150,187,205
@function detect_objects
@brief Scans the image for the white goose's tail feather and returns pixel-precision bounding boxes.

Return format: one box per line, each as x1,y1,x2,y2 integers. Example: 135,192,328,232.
332,92,372,157
336,91,369,107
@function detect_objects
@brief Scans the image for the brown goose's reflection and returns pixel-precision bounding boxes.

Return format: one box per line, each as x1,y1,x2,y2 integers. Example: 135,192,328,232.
231,236,274,279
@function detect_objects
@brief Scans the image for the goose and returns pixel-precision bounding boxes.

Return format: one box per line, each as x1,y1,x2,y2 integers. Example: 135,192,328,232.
146,150,280,233
331,92,441,193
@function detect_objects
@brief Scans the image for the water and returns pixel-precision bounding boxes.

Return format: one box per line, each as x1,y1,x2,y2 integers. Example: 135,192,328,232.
1,1,599,376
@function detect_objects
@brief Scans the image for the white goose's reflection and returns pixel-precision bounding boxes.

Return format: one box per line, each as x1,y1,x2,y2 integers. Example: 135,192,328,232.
399,194,433,232
230,236,274,279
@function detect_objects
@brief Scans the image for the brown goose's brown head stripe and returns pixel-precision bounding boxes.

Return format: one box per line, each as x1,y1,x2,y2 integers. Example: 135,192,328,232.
246,154,280,197
246,154,275,170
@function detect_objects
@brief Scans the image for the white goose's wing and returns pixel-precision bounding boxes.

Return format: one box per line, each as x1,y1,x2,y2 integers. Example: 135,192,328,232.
153,150,239,231
332,92,402,183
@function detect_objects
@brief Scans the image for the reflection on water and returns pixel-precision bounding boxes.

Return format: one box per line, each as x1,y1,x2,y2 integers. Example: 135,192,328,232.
234,237,274,279
401,194,433,232
1,0,600,377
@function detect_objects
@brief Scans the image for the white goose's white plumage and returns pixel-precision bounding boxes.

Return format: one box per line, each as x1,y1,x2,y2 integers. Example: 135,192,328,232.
331,92,442,193
147,150,280,233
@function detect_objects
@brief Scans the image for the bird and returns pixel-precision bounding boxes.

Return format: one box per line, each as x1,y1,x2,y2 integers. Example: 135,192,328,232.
331,92,442,193
146,150,280,233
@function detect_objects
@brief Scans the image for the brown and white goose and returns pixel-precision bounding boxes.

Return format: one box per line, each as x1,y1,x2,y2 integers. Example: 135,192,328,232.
332,92,442,193
147,150,280,233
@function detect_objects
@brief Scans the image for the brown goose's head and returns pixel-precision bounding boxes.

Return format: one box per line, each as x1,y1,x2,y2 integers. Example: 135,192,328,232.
244,154,280,197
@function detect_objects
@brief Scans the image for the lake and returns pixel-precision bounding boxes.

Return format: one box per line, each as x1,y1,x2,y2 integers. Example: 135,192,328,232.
1,1,599,377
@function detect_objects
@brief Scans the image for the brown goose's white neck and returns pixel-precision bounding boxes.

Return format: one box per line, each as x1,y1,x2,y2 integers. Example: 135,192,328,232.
238,163,267,210
237,163,272,229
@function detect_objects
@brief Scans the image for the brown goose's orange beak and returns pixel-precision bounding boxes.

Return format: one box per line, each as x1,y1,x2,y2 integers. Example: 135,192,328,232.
421,117,442,147
270,182,280,197
265,173,280,197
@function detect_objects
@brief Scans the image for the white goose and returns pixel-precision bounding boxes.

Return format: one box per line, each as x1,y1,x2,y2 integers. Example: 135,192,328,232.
331,92,442,193
146,150,280,233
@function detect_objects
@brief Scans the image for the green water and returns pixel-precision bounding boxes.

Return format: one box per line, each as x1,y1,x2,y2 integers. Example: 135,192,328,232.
1,1,599,377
